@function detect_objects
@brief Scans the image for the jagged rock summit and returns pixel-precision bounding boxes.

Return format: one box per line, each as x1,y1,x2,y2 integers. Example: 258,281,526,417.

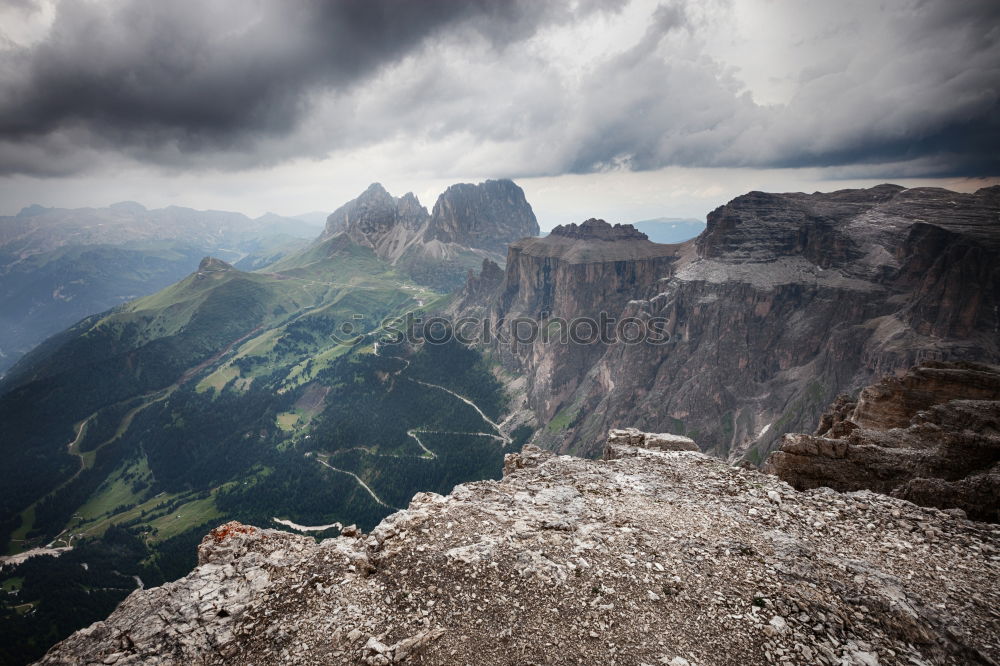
549,218,650,241
765,361,1000,521
39,432,1000,665
316,179,538,290
322,180,538,254
426,179,538,254
322,183,429,262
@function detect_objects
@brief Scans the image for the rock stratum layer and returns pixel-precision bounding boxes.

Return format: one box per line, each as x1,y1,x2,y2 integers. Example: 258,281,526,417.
40,435,1000,665
765,361,1000,521
456,185,1000,461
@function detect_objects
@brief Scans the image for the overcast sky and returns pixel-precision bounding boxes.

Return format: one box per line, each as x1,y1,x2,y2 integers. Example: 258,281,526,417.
0,0,997,228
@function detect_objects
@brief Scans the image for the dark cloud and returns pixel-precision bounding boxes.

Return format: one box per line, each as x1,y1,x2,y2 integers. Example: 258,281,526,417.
0,0,996,179
0,0,612,173
558,0,1000,177
1,0,43,11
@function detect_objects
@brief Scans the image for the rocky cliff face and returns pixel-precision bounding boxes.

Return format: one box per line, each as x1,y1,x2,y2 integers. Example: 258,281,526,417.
764,361,1000,521
468,219,683,425
38,433,1000,665
318,179,538,290
424,180,539,254
458,185,1000,461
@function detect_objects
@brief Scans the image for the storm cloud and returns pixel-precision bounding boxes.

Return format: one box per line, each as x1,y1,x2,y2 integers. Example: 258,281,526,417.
0,0,997,178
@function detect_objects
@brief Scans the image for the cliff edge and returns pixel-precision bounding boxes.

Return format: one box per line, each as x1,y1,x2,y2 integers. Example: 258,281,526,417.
39,433,1000,665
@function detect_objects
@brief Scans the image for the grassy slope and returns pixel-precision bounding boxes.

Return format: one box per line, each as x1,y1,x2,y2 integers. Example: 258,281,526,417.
2,235,450,556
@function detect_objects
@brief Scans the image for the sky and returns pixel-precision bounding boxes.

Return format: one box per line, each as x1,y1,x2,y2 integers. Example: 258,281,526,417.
0,0,997,230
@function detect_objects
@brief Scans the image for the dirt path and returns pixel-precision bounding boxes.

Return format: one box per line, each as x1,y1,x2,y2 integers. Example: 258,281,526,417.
406,430,438,459
305,339,512,515
63,413,97,477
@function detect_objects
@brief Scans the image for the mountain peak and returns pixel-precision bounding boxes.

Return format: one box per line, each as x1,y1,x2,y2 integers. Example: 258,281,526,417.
321,182,426,241
318,179,538,284
16,203,49,217
361,182,390,198
198,256,233,272
549,218,648,241
424,179,538,253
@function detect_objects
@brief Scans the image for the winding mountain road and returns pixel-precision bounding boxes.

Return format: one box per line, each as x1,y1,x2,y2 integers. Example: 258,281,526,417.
407,378,511,445
308,343,512,511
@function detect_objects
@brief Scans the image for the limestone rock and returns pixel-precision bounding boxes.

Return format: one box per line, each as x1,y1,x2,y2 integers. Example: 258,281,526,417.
764,361,1000,521
605,427,698,458
318,179,537,290
473,220,682,436
549,218,649,242
39,433,1000,665
424,180,538,254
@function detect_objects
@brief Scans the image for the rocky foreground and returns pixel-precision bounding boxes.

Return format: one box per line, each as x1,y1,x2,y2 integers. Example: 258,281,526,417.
40,432,1000,665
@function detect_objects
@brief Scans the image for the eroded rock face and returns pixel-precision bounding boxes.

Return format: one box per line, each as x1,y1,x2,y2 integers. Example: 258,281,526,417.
455,185,1000,460
424,180,539,254
764,361,1000,521
481,224,683,426
40,434,1000,665
321,183,430,263
457,258,504,308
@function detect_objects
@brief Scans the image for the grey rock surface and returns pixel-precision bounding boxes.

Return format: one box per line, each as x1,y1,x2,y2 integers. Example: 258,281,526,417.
424,179,539,254
549,218,649,242
319,179,538,290
39,433,1000,665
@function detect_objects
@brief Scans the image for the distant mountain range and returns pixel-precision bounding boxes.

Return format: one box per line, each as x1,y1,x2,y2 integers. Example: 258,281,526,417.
628,216,705,243
0,203,325,375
